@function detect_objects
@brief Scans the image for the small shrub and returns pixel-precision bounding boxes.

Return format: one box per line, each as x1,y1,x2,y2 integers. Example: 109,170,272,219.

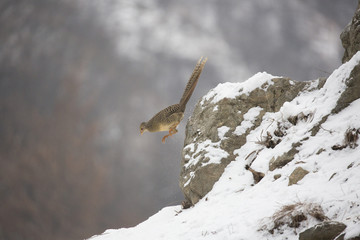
332,128,359,150
260,202,328,235
288,112,314,125
256,131,281,149
345,128,359,148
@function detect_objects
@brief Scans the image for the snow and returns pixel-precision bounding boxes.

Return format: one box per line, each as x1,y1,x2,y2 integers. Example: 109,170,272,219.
90,52,360,240
183,140,229,169
200,72,277,105
217,126,230,139
234,106,263,135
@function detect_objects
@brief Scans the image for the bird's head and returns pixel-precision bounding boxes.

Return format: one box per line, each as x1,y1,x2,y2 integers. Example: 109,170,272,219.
140,122,148,135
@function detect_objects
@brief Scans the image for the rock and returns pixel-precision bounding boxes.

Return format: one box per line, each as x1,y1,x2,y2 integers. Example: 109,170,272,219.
336,233,345,240
316,148,325,155
181,162,227,204
179,76,317,205
337,1,360,115
332,64,360,114
346,235,360,240
288,167,309,186
341,1,360,63
181,200,192,209
179,38,359,204
299,221,346,240
245,165,265,184
269,146,299,171
274,174,281,180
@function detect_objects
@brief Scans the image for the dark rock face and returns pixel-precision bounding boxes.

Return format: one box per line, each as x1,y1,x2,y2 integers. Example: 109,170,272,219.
299,221,346,240
341,1,360,63
179,77,321,205
333,64,360,114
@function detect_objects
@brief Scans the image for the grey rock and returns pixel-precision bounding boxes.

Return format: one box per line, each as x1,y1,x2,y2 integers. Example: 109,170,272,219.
332,64,360,114
179,22,360,203
334,233,360,240
274,174,281,180
346,235,360,240
299,221,346,240
341,1,360,63
180,77,313,205
246,165,265,184
335,233,345,240
181,162,227,204
269,146,299,171
288,167,309,186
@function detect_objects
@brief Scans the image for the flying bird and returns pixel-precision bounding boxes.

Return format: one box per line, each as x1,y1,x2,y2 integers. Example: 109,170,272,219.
140,57,207,143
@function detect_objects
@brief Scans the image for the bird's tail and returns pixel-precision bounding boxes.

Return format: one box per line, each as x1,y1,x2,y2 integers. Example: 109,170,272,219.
179,57,207,111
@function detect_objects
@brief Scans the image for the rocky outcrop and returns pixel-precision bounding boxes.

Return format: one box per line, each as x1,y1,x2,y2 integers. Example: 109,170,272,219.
179,0,360,206
341,0,360,63
179,75,324,205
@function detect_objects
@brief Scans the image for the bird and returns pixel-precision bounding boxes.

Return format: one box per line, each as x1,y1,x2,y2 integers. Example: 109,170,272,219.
140,57,207,143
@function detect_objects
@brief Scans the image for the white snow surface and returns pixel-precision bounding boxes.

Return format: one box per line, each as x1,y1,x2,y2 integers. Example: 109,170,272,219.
183,140,229,169
90,53,360,240
200,72,276,105
217,126,230,139
234,106,263,136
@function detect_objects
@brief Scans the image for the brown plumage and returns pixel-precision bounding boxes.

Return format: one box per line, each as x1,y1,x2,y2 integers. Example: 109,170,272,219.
140,57,207,142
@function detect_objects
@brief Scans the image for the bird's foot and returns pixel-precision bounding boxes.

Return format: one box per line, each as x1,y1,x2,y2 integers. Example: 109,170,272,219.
162,134,169,143
161,128,178,143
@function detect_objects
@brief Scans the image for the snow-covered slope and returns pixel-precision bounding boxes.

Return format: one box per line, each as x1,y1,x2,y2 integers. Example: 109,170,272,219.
90,53,360,240
72,1,357,228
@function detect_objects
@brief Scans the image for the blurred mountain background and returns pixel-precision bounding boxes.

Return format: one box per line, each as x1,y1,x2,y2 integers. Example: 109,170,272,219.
0,0,357,239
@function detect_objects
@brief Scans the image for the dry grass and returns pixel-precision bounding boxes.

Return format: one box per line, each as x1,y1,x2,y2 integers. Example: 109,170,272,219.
256,131,281,149
345,128,359,148
287,112,314,125
261,202,328,235
255,121,288,149
332,128,360,150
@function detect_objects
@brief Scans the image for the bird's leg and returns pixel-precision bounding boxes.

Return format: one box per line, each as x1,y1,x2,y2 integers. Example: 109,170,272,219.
161,135,168,143
161,124,179,143
162,132,171,143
